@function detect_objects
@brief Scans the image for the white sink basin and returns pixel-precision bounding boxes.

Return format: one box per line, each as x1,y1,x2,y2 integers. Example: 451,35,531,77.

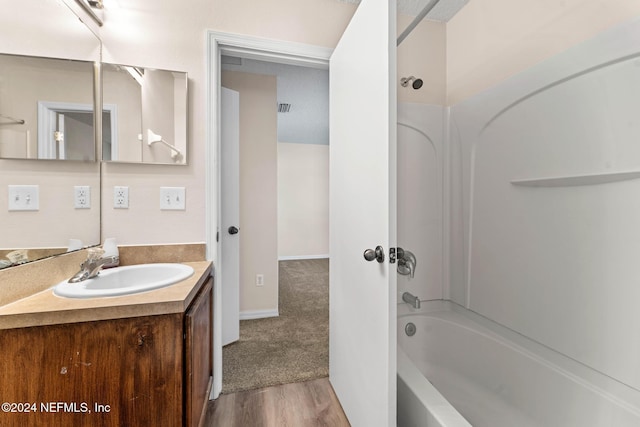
53,263,195,299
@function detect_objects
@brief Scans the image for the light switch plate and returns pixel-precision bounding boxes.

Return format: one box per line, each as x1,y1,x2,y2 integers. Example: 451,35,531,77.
8,185,39,211
74,186,91,209
160,187,186,210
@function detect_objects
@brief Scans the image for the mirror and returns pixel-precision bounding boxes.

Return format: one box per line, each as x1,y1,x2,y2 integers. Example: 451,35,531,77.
102,63,188,164
0,54,97,161
0,0,101,269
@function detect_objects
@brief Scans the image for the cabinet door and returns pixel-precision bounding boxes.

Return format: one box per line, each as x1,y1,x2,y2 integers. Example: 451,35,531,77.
185,277,213,427
0,314,183,427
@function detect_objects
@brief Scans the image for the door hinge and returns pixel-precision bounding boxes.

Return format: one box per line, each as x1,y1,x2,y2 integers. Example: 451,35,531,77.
216,231,219,242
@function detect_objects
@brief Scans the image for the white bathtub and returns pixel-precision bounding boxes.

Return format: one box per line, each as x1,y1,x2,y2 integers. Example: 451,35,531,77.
397,301,640,427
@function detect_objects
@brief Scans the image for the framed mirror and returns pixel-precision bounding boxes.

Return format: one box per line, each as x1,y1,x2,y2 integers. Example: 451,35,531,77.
0,0,101,269
102,63,188,165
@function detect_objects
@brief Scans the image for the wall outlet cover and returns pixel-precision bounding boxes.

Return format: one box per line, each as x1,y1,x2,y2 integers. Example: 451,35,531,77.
114,186,129,209
74,186,91,209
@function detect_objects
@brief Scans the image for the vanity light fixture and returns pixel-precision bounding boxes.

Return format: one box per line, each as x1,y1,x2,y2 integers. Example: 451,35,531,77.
147,129,182,160
73,0,103,26
87,0,103,8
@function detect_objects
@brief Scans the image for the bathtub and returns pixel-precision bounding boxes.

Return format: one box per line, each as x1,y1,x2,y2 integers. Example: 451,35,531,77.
397,301,640,427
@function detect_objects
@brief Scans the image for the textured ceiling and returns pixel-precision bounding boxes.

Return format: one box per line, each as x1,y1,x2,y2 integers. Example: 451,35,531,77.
338,0,469,21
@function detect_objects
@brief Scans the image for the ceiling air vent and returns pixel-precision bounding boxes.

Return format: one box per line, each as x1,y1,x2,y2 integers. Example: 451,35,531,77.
278,103,291,113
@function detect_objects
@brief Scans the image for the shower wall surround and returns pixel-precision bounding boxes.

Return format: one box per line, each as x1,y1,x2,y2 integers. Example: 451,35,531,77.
449,16,640,392
397,103,444,301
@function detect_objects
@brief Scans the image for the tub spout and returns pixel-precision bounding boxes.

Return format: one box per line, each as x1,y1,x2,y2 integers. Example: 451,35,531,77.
402,292,421,309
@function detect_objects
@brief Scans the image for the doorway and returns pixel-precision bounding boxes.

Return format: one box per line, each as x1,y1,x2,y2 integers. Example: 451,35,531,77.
207,32,333,399
218,55,330,393
37,101,116,160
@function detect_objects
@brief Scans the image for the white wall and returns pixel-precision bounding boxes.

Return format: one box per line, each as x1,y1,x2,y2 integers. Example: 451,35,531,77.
450,16,640,393
397,14,446,105
96,0,356,259
222,71,279,315
277,142,329,259
102,65,143,163
446,0,640,104
141,69,177,164
222,59,330,147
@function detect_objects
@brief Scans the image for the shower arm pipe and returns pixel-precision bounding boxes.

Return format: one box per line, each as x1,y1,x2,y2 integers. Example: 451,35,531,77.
397,0,443,46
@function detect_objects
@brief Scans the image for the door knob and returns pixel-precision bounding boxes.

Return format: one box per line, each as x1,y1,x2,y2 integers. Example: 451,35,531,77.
363,246,385,263
228,226,239,235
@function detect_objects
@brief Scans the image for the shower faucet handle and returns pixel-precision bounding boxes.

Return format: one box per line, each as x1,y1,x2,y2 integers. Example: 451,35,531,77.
363,246,385,263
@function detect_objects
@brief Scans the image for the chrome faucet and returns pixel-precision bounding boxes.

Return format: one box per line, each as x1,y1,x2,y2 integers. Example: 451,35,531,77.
402,292,421,309
68,248,119,283
397,250,416,278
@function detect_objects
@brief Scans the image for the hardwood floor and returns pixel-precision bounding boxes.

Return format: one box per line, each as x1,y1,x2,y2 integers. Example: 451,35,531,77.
205,378,350,426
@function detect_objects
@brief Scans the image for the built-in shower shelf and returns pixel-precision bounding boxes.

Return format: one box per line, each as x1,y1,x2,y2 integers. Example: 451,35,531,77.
510,170,640,187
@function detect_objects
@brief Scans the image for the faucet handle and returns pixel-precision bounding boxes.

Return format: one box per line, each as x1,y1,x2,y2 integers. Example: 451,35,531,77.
397,250,416,277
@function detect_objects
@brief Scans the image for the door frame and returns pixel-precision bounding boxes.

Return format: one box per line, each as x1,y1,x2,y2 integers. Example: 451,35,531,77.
37,101,117,160
206,31,333,399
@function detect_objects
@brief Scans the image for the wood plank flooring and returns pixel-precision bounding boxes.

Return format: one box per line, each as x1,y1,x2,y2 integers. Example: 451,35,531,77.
205,378,350,426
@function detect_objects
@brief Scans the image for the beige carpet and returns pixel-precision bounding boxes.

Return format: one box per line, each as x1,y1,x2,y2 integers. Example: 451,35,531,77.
221,259,329,394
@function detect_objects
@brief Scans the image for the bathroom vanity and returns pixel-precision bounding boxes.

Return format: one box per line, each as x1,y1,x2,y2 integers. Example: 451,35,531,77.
0,261,212,427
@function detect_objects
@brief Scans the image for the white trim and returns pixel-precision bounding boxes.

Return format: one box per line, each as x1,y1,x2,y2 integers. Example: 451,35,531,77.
278,254,330,261
208,31,333,70
442,106,451,301
239,309,280,320
36,101,117,160
206,30,332,401
103,103,118,161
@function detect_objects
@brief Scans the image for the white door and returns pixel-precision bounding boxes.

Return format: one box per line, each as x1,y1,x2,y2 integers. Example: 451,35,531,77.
221,87,240,346
329,1,397,426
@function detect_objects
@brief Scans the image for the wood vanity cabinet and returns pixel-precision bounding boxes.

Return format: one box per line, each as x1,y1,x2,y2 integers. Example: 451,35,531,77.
0,277,213,427
185,277,213,427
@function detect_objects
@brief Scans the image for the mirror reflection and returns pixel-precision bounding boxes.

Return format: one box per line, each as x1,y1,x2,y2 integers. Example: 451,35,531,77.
0,54,96,161
0,0,101,270
102,63,188,164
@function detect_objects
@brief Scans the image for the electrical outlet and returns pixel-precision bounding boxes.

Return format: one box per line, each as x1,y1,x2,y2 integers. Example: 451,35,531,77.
8,185,39,211
74,186,91,209
113,186,129,209
256,274,264,287
159,187,186,210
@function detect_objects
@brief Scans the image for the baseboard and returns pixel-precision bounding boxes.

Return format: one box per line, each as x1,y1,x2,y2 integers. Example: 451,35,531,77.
239,309,279,320
278,254,329,261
